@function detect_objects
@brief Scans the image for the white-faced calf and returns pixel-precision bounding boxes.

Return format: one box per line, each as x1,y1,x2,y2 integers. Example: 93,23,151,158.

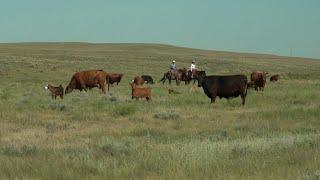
45,84,64,100
130,82,151,101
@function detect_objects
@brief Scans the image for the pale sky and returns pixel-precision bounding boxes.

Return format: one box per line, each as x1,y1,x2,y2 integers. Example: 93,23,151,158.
0,0,319,58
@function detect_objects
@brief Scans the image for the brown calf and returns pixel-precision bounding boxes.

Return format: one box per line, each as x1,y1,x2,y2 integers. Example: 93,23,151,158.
130,82,151,101
270,74,280,82
251,71,268,91
107,73,123,85
45,84,64,100
133,76,145,86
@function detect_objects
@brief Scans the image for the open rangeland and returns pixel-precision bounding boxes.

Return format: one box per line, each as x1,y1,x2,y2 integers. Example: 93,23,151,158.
0,43,320,179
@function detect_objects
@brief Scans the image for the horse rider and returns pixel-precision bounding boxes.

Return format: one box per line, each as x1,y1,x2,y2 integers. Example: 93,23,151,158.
190,60,196,78
170,60,177,75
170,60,177,70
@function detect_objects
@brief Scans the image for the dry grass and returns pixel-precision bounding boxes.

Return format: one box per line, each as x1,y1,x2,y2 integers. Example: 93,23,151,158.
0,43,320,179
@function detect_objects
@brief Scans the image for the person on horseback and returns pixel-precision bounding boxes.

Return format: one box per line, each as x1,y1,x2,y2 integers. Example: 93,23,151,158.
170,60,177,70
190,60,196,78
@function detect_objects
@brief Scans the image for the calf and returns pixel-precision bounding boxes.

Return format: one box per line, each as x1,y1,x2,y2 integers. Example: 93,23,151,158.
130,82,151,101
133,76,145,86
251,71,268,91
45,84,64,100
107,73,123,85
270,74,280,82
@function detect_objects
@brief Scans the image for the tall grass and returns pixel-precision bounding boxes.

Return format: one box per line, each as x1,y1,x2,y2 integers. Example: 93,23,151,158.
0,43,319,179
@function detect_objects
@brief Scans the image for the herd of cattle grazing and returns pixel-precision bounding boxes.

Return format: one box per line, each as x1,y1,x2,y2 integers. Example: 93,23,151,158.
45,69,280,105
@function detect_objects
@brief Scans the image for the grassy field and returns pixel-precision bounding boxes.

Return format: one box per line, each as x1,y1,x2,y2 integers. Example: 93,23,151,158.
0,43,320,179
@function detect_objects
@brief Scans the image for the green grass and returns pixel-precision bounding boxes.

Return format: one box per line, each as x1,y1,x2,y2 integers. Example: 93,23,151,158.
0,43,320,179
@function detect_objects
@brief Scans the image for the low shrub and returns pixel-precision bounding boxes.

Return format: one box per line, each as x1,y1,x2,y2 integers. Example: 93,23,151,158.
154,111,179,120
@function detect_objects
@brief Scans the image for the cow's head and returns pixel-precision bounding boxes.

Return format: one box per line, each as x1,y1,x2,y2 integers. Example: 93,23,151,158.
197,74,206,87
65,85,73,94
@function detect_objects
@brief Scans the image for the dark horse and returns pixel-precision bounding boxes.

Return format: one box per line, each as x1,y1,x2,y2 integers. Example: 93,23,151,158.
159,69,190,85
187,70,206,84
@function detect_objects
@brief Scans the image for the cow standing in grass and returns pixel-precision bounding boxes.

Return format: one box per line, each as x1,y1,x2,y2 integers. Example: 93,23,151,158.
198,74,248,105
45,84,64,100
133,76,145,86
270,74,280,82
65,70,107,94
107,73,123,90
130,82,151,101
250,71,268,91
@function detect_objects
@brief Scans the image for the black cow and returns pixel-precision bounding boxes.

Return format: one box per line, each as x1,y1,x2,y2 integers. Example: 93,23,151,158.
141,75,154,84
198,74,248,105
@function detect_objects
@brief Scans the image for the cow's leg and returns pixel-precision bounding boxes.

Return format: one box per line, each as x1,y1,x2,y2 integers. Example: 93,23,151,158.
241,93,246,105
168,79,171,85
51,95,54,100
211,97,216,103
101,84,106,94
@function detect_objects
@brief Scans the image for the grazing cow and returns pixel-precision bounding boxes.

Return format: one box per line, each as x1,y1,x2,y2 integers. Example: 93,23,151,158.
45,84,64,99
270,74,280,82
107,73,123,85
197,74,248,105
130,82,151,101
65,70,107,94
141,75,154,84
133,76,145,86
250,71,268,91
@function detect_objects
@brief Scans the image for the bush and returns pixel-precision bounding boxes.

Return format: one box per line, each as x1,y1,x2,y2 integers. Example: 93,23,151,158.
112,104,136,117
1,144,38,156
98,137,134,156
154,111,179,120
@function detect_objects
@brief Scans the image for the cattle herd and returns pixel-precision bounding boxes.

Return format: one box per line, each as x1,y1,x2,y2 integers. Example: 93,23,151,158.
45,68,280,105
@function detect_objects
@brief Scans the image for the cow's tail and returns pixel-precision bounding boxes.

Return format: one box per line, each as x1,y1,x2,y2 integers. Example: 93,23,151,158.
159,74,166,83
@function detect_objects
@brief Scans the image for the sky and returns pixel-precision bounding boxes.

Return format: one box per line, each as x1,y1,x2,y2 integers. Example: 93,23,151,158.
0,0,319,58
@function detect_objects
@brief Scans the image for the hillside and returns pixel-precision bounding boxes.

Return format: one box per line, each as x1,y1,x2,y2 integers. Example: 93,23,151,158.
0,43,320,179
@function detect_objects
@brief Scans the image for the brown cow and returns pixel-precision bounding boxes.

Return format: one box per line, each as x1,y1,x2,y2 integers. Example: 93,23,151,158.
270,74,280,82
133,76,145,86
65,70,107,94
45,84,64,99
130,82,151,101
107,73,123,85
250,71,268,91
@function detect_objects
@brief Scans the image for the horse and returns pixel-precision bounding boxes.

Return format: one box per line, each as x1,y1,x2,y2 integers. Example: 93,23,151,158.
159,68,189,85
187,70,206,84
